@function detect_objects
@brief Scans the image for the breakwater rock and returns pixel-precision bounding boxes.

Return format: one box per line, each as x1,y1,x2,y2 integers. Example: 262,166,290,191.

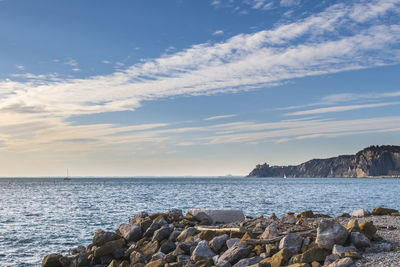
42,207,400,267
248,145,400,178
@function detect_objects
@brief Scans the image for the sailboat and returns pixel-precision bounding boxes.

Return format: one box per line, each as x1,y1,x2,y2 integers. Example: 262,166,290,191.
63,169,71,180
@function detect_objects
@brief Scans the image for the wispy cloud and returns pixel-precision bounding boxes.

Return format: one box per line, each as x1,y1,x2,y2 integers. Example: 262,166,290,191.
286,101,400,116
204,114,237,121
64,59,78,67
213,30,224,36
16,65,24,70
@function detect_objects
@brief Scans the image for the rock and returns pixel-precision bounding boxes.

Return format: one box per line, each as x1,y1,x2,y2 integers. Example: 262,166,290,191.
226,238,241,248
116,224,142,241
299,210,314,218
137,217,153,232
349,232,370,248
279,233,303,254
94,239,125,257
265,244,278,257
195,212,213,225
344,251,362,259
177,255,190,264
187,209,245,224
232,256,262,267
332,244,357,258
133,264,146,267
337,213,350,218
151,251,166,261
311,262,321,267
209,234,229,253
141,240,160,256
371,207,399,215
167,209,183,220
253,245,264,256
261,223,279,239
176,241,196,254
144,259,164,267
280,213,296,224
359,221,377,239
217,242,250,265
287,264,310,267
92,231,121,246
108,259,118,267
130,211,149,223
195,258,214,267
345,219,360,233
191,240,216,262
351,209,370,217
261,248,292,267
315,220,348,249
152,226,173,242
291,247,330,263
325,257,354,267
144,221,163,237
113,247,125,259
160,241,176,254
216,260,232,267
198,230,217,241
41,254,62,267
119,260,130,267
324,254,340,265
169,230,182,242
177,227,197,242
130,251,146,264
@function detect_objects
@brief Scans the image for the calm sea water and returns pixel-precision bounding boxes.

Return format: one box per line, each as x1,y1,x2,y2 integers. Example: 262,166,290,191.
0,177,399,266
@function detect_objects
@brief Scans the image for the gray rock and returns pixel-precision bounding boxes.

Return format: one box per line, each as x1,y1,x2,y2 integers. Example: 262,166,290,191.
151,251,166,261
316,220,348,249
187,209,245,224
216,260,232,267
169,230,182,242
177,227,197,242
352,209,370,218
144,221,165,238
160,241,176,254
195,212,213,225
278,233,303,254
232,256,262,267
261,223,279,239
129,211,149,224
209,234,229,253
116,224,142,241
217,242,249,265
332,244,357,257
226,238,241,249
350,232,371,248
337,213,351,218
326,257,354,267
92,231,120,246
324,254,341,265
177,242,197,255
280,213,296,224
167,209,183,218
152,226,173,242
171,247,185,257
190,240,216,262
177,255,190,264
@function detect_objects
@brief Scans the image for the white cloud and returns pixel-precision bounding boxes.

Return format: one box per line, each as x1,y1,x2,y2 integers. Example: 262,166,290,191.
102,60,111,64
204,114,237,121
280,0,300,7
286,101,400,116
213,30,224,36
16,65,24,70
64,59,78,67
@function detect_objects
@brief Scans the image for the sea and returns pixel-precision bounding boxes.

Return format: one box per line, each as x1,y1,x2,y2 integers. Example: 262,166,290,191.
0,177,399,266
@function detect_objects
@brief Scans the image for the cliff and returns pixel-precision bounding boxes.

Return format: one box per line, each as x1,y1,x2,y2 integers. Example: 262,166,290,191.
248,145,400,178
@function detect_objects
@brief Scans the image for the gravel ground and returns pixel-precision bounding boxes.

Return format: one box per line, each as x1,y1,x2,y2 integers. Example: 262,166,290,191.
350,215,400,267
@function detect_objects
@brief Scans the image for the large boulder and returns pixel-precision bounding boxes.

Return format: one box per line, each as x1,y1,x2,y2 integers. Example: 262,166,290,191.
141,240,160,256
116,224,142,241
232,256,262,267
210,234,229,253
351,209,370,218
152,226,173,242
94,238,125,257
325,257,354,267
261,223,279,239
371,207,399,216
195,212,213,225
280,213,296,224
187,209,245,224
92,231,120,246
191,240,216,262
291,247,330,263
130,251,146,265
41,254,62,267
160,241,176,254
177,227,197,242
217,242,250,265
359,221,377,239
260,248,292,267
144,221,164,237
315,220,348,249
278,233,303,254
349,232,370,248
226,238,241,248
345,219,360,233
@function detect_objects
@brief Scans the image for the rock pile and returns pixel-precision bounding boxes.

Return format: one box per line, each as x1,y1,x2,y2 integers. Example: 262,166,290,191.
42,207,399,267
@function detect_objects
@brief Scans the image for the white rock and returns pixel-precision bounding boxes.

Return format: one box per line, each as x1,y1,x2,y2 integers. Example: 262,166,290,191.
316,220,348,249
326,257,354,267
190,240,216,262
352,209,370,217
332,244,357,257
187,209,245,224
226,238,241,248
232,256,262,267
278,233,303,254
261,223,279,239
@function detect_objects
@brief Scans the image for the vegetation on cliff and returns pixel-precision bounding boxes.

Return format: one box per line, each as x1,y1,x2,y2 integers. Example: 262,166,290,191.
248,145,400,178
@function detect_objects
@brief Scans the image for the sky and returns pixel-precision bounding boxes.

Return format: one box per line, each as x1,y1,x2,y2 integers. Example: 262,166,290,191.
0,0,400,177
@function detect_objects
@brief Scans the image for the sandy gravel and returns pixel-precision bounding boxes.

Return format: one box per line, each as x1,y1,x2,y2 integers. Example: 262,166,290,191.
350,215,400,267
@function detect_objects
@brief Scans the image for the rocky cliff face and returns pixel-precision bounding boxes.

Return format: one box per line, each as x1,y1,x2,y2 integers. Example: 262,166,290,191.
248,145,400,178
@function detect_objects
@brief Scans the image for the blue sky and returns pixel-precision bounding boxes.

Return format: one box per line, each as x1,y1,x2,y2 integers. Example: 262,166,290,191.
0,0,400,176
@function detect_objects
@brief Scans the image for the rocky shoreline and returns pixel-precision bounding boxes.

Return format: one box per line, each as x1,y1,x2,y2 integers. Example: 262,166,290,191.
42,207,400,267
